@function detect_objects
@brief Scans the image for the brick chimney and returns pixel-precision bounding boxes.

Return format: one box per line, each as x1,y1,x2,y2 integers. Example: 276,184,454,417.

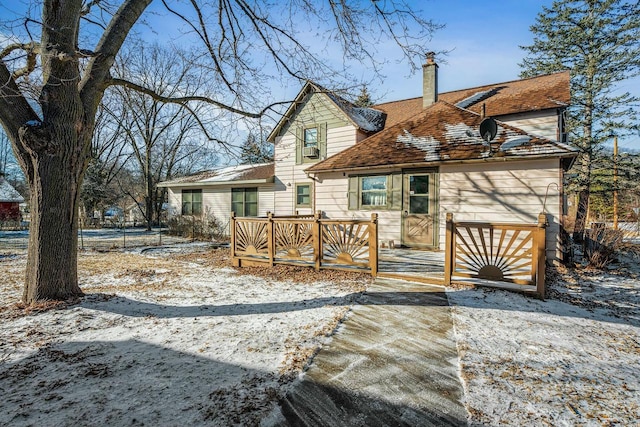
422,52,438,108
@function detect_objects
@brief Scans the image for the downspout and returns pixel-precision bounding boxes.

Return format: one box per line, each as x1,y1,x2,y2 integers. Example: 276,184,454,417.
306,171,318,214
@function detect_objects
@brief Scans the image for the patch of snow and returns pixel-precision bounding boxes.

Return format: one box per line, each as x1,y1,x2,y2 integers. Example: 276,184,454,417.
0,177,24,203
445,123,485,144
347,107,386,132
201,163,271,183
396,130,441,162
448,268,640,425
499,135,532,151
455,89,497,109
0,251,363,426
324,92,385,132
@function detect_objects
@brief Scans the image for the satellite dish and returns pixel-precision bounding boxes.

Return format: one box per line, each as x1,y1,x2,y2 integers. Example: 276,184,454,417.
479,117,497,142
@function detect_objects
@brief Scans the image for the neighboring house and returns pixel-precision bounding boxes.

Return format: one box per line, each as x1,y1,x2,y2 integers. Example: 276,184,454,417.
0,175,25,222
160,55,577,261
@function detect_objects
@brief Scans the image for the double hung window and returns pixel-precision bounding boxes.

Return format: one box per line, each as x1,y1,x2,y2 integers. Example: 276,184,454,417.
182,189,202,215
232,188,258,216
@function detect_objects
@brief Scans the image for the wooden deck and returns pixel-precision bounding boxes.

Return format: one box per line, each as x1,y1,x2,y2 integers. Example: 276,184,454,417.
378,248,446,285
230,212,547,297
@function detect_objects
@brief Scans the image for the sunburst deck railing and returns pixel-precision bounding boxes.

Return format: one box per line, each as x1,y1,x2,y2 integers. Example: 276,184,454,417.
444,212,548,297
230,211,378,276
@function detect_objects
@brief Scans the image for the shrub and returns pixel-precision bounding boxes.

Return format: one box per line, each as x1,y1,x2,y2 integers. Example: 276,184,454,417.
584,225,640,269
167,213,229,242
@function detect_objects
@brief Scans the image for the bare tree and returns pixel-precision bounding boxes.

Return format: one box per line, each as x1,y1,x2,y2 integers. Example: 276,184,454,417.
111,43,219,230
0,1,439,304
80,94,132,224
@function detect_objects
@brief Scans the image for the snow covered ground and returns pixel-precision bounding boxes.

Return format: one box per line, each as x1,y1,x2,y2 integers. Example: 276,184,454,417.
1,245,638,426
0,247,370,426
448,264,640,426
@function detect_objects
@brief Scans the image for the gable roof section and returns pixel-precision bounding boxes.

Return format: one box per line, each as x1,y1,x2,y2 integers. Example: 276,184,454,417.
305,101,577,173
267,81,385,142
158,163,274,188
0,176,24,203
373,71,570,128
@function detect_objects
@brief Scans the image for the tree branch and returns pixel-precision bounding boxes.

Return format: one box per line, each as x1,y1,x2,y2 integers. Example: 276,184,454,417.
0,42,39,60
0,61,40,181
106,77,262,118
80,0,152,114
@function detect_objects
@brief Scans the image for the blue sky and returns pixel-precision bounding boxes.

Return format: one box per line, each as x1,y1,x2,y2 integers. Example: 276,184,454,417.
371,0,640,150
1,0,638,150
376,0,554,98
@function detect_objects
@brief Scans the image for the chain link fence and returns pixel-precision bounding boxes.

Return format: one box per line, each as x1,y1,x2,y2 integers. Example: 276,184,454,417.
0,226,193,254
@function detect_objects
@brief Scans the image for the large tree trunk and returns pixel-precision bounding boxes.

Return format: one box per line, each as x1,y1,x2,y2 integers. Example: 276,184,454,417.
0,0,150,305
23,153,84,302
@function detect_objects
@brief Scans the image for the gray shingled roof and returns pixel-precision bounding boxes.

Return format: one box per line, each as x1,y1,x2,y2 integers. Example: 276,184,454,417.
0,176,24,203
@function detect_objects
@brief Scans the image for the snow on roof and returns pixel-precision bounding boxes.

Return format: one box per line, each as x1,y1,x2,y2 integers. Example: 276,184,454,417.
306,101,578,173
0,177,24,203
325,91,386,133
158,163,274,187
347,106,386,132
454,89,498,109
199,163,271,182
396,131,442,162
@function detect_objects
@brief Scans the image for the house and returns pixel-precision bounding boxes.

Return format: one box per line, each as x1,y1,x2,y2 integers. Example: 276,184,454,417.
158,163,275,226
160,55,577,262
0,174,24,222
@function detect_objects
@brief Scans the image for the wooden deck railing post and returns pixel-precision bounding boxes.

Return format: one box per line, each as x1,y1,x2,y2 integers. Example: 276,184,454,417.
534,212,548,298
369,213,378,277
267,212,275,266
444,213,454,286
313,210,322,271
230,212,239,267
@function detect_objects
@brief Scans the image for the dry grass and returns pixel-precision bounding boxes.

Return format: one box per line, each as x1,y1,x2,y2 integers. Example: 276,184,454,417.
176,248,373,291
278,306,351,381
1,248,371,315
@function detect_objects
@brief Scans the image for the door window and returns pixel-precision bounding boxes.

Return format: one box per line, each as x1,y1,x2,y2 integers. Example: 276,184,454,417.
409,175,429,214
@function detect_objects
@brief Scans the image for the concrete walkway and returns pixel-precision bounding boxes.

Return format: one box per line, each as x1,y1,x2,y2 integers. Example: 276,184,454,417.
278,278,467,426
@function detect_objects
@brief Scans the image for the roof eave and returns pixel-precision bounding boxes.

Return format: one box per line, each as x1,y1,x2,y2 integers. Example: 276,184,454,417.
306,152,579,175
268,81,339,143
158,176,275,188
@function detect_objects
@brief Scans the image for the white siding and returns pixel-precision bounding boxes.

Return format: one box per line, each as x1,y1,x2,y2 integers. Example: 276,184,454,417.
274,124,359,215
314,158,565,261
497,109,560,141
202,187,231,232
315,171,403,244
439,158,562,262
166,188,181,218
167,185,274,235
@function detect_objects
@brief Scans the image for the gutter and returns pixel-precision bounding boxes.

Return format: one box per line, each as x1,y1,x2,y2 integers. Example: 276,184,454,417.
157,176,275,189
305,152,580,175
